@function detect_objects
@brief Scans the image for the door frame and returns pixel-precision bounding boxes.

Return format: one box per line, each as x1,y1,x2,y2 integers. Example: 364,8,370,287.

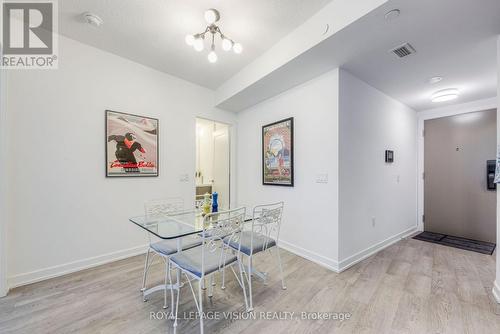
195,116,233,209
417,97,497,232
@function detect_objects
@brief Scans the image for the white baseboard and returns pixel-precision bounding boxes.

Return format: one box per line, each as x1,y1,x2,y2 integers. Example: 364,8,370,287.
493,280,500,304
278,239,340,273
7,226,420,290
8,244,149,289
337,226,418,272
278,227,418,274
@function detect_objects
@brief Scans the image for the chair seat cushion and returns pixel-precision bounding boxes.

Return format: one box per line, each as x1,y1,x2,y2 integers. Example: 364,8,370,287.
224,231,276,256
170,246,237,278
150,235,202,256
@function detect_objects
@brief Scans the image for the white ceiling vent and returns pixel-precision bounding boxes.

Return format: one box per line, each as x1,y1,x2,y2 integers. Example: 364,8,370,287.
390,43,416,58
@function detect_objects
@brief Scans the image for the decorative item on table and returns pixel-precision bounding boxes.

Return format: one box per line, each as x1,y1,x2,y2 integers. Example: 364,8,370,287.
211,192,218,213
202,193,211,216
262,117,294,186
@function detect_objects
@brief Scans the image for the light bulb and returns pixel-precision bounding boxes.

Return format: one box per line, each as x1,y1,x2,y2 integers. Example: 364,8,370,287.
204,9,219,24
185,34,194,46
193,37,204,52
208,51,218,63
222,38,233,51
233,43,243,54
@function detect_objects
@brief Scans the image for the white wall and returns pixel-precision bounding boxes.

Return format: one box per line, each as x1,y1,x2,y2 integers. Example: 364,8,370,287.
338,70,418,269
495,36,500,304
236,69,340,270
5,35,236,288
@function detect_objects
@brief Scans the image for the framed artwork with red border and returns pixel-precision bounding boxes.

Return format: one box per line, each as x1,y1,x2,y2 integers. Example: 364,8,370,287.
105,110,159,177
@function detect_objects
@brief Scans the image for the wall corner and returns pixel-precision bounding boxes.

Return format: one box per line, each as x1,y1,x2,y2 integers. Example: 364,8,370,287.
495,35,500,304
493,280,500,304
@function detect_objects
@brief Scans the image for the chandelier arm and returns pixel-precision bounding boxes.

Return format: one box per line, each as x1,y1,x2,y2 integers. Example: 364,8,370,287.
199,26,210,38
216,26,229,41
216,26,223,37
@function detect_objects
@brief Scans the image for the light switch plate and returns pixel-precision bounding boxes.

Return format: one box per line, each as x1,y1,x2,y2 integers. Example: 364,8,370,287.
316,173,329,184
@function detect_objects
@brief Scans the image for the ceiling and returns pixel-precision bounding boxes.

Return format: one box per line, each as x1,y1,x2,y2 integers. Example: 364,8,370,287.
59,0,500,112
59,0,333,89
214,0,500,112
341,0,500,111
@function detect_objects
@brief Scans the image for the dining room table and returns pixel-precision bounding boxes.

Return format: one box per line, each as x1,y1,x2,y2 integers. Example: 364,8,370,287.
129,207,254,302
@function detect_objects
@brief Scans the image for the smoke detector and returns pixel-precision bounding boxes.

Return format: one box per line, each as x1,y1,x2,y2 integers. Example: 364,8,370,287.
82,12,103,27
385,9,401,21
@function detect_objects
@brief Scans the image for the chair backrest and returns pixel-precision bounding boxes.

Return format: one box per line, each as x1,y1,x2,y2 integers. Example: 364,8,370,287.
199,207,246,278
144,198,185,223
250,202,284,254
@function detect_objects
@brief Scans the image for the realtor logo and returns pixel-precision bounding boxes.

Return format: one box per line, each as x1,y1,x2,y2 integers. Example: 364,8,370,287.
1,0,58,69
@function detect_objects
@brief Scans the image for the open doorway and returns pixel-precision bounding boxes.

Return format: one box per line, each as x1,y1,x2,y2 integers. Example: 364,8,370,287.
420,109,497,253
195,118,230,210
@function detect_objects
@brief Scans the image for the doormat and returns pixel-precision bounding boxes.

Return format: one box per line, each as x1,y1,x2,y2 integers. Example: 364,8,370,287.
413,231,496,255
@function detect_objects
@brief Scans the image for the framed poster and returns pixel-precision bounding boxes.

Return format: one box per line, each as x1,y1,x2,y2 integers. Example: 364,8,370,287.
105,110,159,177
262,117,294,186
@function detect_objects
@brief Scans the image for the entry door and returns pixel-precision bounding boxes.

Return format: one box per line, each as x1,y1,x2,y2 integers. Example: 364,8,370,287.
212,126,230,209
424,109,496,242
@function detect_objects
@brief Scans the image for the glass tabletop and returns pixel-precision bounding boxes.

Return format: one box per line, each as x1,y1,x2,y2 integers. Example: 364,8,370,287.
129,210,205,240
129,208,253,240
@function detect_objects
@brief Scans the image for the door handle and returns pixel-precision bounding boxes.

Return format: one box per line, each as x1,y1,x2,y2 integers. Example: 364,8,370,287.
487,160,496,191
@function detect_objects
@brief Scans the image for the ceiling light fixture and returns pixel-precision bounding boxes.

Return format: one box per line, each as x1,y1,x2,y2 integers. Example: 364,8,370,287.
185,8,242,63
431,88,460,103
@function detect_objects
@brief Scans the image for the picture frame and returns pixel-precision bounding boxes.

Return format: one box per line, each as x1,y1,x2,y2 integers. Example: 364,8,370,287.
105,110,159,177
262,117,294,186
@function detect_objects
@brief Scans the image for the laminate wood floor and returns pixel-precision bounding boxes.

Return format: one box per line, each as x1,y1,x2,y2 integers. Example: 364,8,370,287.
1,236,499,334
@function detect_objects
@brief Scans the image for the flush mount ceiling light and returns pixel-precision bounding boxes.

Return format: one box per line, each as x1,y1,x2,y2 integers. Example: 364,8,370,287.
431,88,460,103
185,8,242,63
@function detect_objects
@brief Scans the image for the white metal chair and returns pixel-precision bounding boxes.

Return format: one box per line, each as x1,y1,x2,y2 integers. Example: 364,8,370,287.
224,202,286,311
141,198,202,308
168,207,249,334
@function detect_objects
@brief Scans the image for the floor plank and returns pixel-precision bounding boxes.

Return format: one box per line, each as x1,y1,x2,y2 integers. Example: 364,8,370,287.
1,237,499,334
